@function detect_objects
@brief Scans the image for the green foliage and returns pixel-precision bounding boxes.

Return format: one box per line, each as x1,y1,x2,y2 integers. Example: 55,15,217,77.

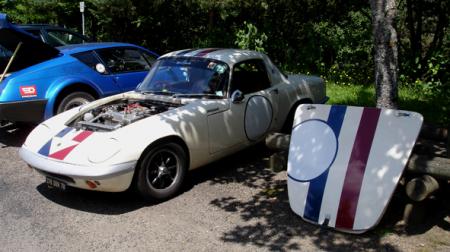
1,0,81,31
400,52,450,125
312,10,373,85
413,55,449,97
235,21,267,52
395,0,450,124
1,0,449,124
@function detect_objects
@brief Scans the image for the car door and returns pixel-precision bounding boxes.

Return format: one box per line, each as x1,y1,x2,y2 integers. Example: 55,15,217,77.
207,58,279,154
96,47,155,92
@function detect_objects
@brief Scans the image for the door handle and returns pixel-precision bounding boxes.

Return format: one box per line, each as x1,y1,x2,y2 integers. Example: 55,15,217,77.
270,88,279,94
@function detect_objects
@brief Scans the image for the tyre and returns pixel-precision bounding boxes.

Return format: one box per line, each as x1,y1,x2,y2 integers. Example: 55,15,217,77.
281,104,300,134
56,92,95,114
281,101,311,133
136,142,187,200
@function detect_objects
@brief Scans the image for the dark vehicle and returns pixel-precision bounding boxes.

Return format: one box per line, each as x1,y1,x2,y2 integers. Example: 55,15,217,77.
17,24,91,47
0,20,91,65
0,13,158,123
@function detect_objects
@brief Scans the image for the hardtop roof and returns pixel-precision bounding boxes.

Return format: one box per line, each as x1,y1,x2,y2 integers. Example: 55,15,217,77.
161,48,266,66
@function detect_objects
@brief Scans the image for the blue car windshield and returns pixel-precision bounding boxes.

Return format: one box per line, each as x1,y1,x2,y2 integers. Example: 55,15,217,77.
137,57,229,97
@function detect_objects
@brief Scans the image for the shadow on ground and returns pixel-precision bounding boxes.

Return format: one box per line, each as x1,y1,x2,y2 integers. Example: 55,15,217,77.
0,123,33,147
36,184,152,215
34,144,274,215
14,126,448,250
202,144,450,251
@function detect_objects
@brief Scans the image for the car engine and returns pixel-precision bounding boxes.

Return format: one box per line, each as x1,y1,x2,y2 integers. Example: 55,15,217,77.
72,99,180,131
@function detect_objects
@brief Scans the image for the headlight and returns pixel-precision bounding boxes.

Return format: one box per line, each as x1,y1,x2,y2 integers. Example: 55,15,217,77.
87,138,121,163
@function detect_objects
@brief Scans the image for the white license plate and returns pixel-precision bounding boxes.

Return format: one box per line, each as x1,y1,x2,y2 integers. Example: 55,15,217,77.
46,177,66,190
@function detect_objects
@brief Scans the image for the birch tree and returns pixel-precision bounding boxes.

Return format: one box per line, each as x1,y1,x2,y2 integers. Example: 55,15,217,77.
370,0,399,109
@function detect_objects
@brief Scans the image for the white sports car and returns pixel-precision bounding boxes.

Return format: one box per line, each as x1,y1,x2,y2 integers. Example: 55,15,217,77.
20,48,327,200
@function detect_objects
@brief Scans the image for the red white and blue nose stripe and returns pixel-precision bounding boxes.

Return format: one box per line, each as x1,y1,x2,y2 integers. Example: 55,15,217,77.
175,48,223,57
38,127,93,160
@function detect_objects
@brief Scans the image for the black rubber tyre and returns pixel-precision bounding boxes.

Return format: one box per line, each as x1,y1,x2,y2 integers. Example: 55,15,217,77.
281,101,312,133
281,104,300,134
56,92,95,114
136,142,187,200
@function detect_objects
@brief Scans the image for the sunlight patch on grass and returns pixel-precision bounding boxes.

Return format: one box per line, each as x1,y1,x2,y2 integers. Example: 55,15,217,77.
326,82,442,124
327,83,375,107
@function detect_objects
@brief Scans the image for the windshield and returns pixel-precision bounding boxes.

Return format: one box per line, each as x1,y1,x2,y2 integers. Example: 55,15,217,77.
47,30,86,46
137,57,229,97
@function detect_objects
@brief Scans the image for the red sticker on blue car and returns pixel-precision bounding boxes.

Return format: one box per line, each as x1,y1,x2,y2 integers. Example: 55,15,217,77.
19,85,37,98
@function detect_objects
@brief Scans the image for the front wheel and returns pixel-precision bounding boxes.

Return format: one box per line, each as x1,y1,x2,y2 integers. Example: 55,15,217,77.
136,142,187,200
56,92,95,114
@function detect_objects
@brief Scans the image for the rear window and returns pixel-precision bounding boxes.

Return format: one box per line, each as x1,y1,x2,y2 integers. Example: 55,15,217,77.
72,51,103,72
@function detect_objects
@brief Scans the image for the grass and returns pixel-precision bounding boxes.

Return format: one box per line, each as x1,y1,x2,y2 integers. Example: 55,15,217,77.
327,83,376,107
326,82,447,125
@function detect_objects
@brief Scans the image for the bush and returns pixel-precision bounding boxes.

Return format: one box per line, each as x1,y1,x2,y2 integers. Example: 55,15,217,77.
400,53,450,125
312,10,373,85
235,21,267,53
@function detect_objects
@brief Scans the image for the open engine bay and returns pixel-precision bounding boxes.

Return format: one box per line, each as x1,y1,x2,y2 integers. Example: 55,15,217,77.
70,99,182,131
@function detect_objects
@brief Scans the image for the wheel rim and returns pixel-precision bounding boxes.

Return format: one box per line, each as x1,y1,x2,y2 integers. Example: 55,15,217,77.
64,99,89,111
146,148,179,190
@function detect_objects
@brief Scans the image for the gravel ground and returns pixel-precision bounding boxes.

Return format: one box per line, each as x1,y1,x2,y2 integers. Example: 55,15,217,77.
0,124,449,252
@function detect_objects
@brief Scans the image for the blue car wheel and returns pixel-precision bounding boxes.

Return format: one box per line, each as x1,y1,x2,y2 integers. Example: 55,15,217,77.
56,91,94,114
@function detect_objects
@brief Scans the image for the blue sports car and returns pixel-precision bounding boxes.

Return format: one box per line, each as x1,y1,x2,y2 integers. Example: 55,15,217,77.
0,14,158,123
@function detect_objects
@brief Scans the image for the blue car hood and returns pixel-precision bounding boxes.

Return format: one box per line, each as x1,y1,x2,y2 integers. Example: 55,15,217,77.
0,13,60,74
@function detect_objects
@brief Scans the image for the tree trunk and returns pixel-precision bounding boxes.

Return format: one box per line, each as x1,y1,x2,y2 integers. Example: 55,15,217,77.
370,0,399,109
406,0,423,71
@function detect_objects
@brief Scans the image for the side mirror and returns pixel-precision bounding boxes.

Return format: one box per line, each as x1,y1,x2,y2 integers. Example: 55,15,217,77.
231,90,245,103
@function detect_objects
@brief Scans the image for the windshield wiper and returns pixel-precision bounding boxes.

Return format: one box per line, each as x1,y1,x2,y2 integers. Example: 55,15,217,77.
172,93,223,99
139,90,175,96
